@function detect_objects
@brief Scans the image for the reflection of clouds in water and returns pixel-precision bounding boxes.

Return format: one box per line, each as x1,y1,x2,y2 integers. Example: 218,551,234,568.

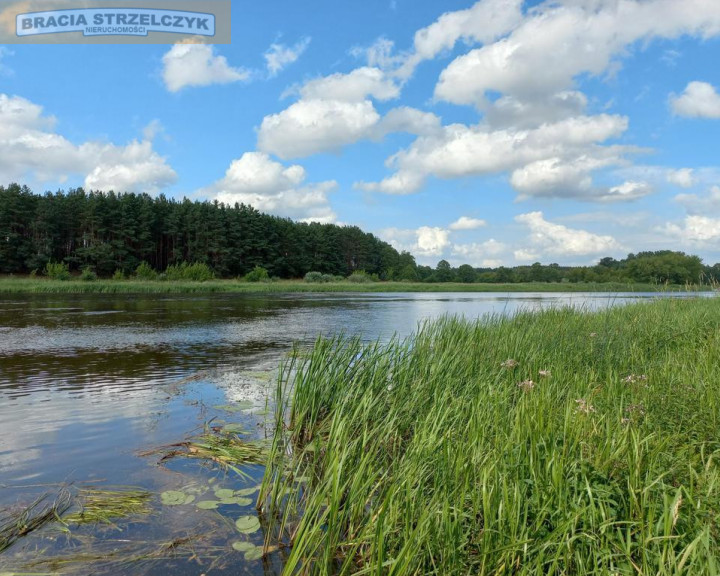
0,382,164,480
220,371,275,407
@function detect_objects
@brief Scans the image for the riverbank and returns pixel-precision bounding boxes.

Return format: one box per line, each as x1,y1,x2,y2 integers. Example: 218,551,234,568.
261,297,720,574
0,276,710,294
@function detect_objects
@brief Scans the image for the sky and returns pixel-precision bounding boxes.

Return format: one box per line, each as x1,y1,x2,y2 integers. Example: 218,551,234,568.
1,0,720,267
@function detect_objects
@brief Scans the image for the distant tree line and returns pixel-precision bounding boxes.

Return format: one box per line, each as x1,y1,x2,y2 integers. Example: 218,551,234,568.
1,184,718,284
0,184,407,278
416,253,719,285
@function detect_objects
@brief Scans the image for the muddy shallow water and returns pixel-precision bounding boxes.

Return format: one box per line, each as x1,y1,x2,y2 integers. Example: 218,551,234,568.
0,291,711,574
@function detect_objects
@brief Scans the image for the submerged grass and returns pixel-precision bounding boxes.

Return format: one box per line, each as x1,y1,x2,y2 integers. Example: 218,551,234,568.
260,297,720,575
62,487,153,527
0,277,707,294
0,489,72,553
141,424,267,477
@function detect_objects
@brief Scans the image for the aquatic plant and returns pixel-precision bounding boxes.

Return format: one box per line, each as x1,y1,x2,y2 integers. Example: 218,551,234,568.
260,298,720,575
63,487,152,526
0,489,72,552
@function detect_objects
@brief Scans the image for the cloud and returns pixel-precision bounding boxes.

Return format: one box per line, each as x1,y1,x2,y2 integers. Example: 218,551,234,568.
203,151,336,223
265,37,311,77
664,215,720,245
674,186,720,215
258,99,380,158
0,46,13,76
670,81,720,119
0,93,176,193
666,168,696,188
449,216,486,230
297,67,399,102
162,44,250,92
435,0,720,109
359,114,635,196
379,226,450,258
515,211,621,258
451,239,506,266
258,67,436,158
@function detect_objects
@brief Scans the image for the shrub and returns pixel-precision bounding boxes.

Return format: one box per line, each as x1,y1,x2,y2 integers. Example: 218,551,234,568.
347,270,378,283
165,261,215,282
79,266,97,282
112,269,125,281
45,261,71,281
244,266,270,283
135,261,157,280
304,271,324,283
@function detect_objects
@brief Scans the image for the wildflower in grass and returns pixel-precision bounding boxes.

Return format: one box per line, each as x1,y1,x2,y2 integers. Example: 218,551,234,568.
538,369,551,377
575,398,595,414
622,374,648,384
621,417,632,426
625,404,646,416
589,332,597,337
517,379,535,392
501,358,518,369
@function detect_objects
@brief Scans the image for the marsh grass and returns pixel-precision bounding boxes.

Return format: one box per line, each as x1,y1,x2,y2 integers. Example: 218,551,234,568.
260,298,720,575
141,424,267,477
62,487,153,527
0,489,72,553
0,277,707,294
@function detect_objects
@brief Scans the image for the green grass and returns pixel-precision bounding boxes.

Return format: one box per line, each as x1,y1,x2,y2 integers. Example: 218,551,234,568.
0,276,709,294
260,297,720,575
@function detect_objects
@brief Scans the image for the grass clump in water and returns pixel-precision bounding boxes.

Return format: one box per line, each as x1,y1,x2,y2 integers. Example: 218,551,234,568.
142,424,267,477
63,487,153,526
260,298,720,575
0,489,72,552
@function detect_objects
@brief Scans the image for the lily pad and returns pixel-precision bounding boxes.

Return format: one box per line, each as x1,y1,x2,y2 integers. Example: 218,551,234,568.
196,500,220,510
232,541,255,552
219,496,253,506
244,546,264,561
214,488,234,499
235,515,261,534
161,491,194,506
235,487,258,496
222,423,247,433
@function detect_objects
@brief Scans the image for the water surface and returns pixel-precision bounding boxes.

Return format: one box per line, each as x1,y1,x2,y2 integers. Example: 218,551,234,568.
0,291,710,574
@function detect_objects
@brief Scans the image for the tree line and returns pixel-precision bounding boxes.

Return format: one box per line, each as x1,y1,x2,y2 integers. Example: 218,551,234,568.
0,184,407,279
1,184,717,284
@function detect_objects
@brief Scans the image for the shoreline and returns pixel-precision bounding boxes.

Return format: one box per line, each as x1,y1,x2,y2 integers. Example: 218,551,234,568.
0,277,712,295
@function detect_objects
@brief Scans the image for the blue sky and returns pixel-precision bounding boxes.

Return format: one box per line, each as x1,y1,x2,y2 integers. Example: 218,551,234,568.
2,0,720,267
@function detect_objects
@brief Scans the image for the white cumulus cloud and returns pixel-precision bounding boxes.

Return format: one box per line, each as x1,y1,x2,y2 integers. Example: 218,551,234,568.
264,37,311,77
0,93,176,193
449,216,486,230
203,151,336,223
515,211,621,258
670,81,720,119
162,44,249,92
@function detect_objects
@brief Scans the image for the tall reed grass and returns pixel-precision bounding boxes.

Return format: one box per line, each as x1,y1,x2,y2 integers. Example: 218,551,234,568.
260,298,720,575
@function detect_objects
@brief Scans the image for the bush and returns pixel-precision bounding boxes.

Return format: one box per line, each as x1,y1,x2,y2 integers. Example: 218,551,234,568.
347,270,378,283
112,269,126,281
165,261,215,282
244,266,270,283
45,261,71,281
135,261,157,281
304,271,324,283
80,266,97,282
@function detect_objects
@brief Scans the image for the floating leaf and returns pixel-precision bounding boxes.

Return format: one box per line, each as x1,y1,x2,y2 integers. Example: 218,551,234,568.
232,541,255,552
214,488,234,499
244,546,263,561
235,515,260,534
161,491,194,506
235,487,258,496
222,423,247,433
196,500,220,510
219,496,252,506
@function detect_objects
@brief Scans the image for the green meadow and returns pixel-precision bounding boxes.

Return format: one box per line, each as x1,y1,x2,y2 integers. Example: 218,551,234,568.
260,297,720,575
0,276,708,294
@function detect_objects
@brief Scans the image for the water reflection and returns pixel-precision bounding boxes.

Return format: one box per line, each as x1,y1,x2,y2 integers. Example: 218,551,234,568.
0,291,713,574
